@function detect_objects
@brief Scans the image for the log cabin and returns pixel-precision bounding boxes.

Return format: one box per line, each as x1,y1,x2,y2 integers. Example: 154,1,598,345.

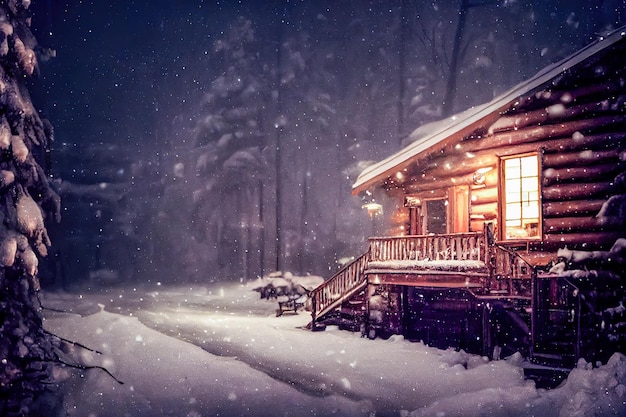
310,27,626,373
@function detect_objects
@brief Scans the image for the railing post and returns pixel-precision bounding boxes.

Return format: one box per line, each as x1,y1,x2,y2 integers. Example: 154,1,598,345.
484,225,494,291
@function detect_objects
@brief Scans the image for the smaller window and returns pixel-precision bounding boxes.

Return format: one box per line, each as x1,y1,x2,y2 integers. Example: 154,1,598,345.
424,198,448,234
502,154,540,240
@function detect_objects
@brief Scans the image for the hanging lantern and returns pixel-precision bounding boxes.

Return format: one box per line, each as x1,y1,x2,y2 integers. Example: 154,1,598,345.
362,201,383,217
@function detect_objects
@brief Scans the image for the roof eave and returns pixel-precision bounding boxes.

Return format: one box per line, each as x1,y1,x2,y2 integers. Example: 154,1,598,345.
351,103,508,195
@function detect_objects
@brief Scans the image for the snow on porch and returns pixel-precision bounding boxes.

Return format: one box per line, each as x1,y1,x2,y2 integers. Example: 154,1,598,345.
368,259,486,272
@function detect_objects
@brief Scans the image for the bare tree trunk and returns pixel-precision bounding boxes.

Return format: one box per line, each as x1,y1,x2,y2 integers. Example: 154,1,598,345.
442,0,469,117
275,127,283,272
258,179,265,278
298,152,310,275
397,0,409,143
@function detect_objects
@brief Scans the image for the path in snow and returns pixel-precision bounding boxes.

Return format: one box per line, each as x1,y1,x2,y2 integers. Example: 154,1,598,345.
40,283,626,417
41,283,527,416
42,290,372,417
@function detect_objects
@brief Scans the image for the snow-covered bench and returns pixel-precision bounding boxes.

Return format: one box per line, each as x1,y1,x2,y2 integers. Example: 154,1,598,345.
276,295,307,317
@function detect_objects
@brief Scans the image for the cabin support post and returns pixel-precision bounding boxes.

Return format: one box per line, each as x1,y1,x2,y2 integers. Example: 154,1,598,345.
311,295,317,329
364,279,372,338
480,300,489,357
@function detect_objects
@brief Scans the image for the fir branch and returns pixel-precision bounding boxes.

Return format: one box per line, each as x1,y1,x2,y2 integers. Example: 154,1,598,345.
43,359,125,385
35,291,70,314
43,329,103,355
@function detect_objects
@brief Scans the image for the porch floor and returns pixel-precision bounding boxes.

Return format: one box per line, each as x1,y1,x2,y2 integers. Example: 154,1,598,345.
365,268,487,288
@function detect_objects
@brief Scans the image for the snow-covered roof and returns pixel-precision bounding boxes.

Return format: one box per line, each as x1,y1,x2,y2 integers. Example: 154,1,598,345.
352,26,626,195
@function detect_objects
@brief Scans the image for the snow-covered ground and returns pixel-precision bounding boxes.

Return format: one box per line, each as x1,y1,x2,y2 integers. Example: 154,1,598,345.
41,280,626,417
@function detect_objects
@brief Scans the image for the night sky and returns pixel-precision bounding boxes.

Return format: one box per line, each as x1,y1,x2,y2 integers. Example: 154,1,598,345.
29,1,626,167
31,1,230,150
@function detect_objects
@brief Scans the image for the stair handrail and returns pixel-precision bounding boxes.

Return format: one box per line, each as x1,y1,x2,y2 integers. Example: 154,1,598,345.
491,243,535,279
559,277,582,362
531,275,582,366
310,253,369,328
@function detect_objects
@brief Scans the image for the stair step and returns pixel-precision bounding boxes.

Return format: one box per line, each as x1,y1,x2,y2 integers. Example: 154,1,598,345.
532,352,577,368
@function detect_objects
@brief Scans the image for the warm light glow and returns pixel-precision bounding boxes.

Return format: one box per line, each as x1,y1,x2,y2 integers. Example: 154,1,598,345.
362,202,383,217
472,167,493,184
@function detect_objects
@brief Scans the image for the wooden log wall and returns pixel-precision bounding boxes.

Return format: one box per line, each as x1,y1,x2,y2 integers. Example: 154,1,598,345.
469,170,498,233
540,132,625,250
534,42,626,250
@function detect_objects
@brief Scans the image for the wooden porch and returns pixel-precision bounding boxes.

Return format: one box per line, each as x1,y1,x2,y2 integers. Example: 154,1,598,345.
310,229,537,329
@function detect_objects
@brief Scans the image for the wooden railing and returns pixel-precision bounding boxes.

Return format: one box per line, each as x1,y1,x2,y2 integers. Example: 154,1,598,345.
310,253,368,328
492,244,535,279
368,231,488,264
310,229,538,326
488,244,536,295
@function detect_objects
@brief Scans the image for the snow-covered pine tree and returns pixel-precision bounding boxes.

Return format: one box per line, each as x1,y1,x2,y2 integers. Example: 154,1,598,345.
191,17,270,280
0,0,62,414
272,23,343,273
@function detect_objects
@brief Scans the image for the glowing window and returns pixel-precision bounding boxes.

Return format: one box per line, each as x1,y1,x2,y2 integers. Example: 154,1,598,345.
502,154,540,239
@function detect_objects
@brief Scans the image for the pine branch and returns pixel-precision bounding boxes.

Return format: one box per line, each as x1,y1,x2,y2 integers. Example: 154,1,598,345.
35,292,68,313
43,359,125,385
43,329,103,355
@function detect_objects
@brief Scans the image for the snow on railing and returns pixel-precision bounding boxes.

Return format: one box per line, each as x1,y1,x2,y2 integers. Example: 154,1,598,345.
368,232,487,264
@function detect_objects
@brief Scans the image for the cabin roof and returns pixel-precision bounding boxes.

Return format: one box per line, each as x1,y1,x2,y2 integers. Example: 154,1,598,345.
352,26,626,195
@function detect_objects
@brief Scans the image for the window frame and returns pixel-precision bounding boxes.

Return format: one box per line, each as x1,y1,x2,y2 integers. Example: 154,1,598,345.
499,152,542,241
404,186,469,235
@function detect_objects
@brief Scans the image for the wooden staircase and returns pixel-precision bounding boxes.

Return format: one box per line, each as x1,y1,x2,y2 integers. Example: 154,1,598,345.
309,253,369,329
532,271,625,369
532,275,586,368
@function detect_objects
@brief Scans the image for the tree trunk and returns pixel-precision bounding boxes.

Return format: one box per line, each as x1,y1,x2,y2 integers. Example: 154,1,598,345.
442,0,469,117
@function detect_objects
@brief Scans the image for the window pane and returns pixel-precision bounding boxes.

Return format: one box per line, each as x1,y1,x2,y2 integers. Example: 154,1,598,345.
504,161,520,178
505,158,520,170
506,203,521,220
506,190,521,203
522,177,538,192
425,199,447,234
522,204,539,219
520,156,538,176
